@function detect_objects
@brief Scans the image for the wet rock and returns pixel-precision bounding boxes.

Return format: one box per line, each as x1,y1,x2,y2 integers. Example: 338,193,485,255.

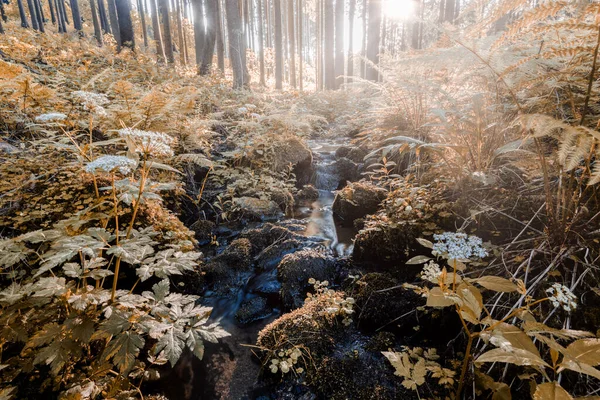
271,136,314,186
202,238,254,295
233,197,282,220
334,146,352,159
235,297,273,324
277,249,337,310
270,188,295,214
240,223,303,255
332,181,387,226
333,157,359,184
255,238,304,270
189,219,215,245
346,146,368,163
297,185,320,202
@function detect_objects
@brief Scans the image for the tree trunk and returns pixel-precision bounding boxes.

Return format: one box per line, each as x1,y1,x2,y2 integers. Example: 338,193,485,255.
317,0,323,90
47,0,57,25
56,0,67,32
159,0,173,61
287,0,296,88
107,0,121,48
17,0,30,28
26,0,39,30
334,0,344,88
116,0,135,49
323,0,334,89
34,0,45,32
274,0,283,89
216,0,225,71
0,1,7,23
411,0,421,49
297,0,302,90
193,0,205,67
70,0,83,31
150,0,166,62
257,0,265,85
98,0,110,33
90,0,103,44
347,0,355,83
62,0,70,23
0,13,4,33
175,0,185,63
138,0,149,47
225,0,249,88
199,0,217,74
361,0,367,78
444,0,455,23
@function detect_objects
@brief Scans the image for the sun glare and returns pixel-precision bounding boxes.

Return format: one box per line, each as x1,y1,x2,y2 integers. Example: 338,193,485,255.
383,0,416,21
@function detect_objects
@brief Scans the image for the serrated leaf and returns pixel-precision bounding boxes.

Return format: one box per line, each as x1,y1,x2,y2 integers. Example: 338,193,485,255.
154,326,186,366
103,331,145,374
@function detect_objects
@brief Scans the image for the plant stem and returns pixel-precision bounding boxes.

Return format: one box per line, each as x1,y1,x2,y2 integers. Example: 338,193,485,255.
110,174,121,302
456,334,474,399
580,25,600,126
125,160,148,239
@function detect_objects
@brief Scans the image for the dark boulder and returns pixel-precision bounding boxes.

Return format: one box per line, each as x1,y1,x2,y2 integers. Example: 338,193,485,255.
332,181,387,226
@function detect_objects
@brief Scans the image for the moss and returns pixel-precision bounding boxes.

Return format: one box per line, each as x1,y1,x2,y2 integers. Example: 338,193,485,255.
332,181,387,226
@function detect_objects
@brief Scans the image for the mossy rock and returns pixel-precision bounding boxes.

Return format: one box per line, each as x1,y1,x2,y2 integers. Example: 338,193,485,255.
332,181,387,226
277,249,337,310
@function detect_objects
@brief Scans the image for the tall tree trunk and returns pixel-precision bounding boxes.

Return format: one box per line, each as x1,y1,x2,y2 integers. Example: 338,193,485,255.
287,0,296,88
55,0,67,32
193,0,205,67
150,0,166,61
70,0,83,31
47,0,57,24
26,0,39,30
62,0,70,23
175,0,185,62
199,0,217,74
107,0,121,48
366,0,381,81
138,0,149,47
317,0,323,90
216,0,225,71
0,1,7,23
90,0,104,44
334,0,344,88
444,0,455,23
411,0,421,49
257,0,265,85
34,0,45,32
116,0,135,49
297,0,302,90
225,0,249,88
265,0,271,48
323,0,334,89
0,13,4,33
274,0,282,89
248,0,255,52
347,0,355,83
159,0,173,61
98,0,110,32
360,0,367,78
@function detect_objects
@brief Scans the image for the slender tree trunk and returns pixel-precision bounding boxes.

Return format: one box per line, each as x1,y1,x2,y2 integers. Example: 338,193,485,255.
26,0,39,30
56,0,67,32
193,0,205,67
0,2,7,23
297,0,302,90
323,0,334,89
257,0,265,85
334,0,344,88
175,0,185,62
444,0,455,23
98,0,110,33
116,0,135,49
287,0,296,88
62,0,70,23
347,0,355,83
216,0,225,71
70,0,83,31
150,0,166,61
47,0,57,24
265,0,271,48
34,0,45,32
199,0,217,74
317,0,323,90
0,14,4,33
411,0,421,49
249,0,255,52
366,0,381,81
159,0,173,61
182,0,190,64
361,0,367,78
107,0,121,48
225,0,249,88
274,0,283,89
138,0,149,47
90,0,103,44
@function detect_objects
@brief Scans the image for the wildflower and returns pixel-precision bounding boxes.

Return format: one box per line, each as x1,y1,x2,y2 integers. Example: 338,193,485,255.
35,112,67,123
420,261,442,283
237,107,248,114
546,283,577,312
118,128,174,158
73,91,109,116
85,155,137,175
280,360,291,373
432,232,488,260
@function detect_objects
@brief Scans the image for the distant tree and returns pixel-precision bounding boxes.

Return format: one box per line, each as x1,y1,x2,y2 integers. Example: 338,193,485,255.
17,0,29,29
0,1,7,23
193,0,205,67
216,0,225,71
150,0,166,62
257,0,265,85
47,0,57,25
411,0,421,49
34,0,45,31
138,0,148,47
90,0,103,44
347,0,355,82
287,0,296,88
366,0,381,81
98,0,110,33
116,0,135,49
225,0,249,88
26,0,39,30
323,0,334,89
70,0,83,31
199,0,218,74
296,0,302,90
56,0,68,32
106,0,121,47
175,0,185,63
158,0,173,61
274,0,282,89
0,12,4,34
334,0,344,88
360,0,367,78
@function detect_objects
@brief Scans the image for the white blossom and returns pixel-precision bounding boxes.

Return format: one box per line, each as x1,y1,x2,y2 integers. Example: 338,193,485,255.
432,232,488,260
546,283,577,312
420,261,442,283
35,113,67,123
73,91,109,116
118,128,174,158
85,155,137,175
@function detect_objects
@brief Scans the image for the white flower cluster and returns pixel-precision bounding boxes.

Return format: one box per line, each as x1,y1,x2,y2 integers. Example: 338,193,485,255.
35,112,67,123
432,232,488,260
85,155,137,175
269,347,304,374
546,283,577,312
421,261,442,283
118,128,174,158
73,90,109,117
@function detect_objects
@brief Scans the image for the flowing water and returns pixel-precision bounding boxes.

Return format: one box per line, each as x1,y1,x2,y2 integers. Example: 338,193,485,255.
165,139,356,399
